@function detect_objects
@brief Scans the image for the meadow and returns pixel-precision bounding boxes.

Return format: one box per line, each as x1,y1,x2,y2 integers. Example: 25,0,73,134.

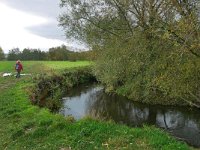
0,61,91,72
0,61,191,150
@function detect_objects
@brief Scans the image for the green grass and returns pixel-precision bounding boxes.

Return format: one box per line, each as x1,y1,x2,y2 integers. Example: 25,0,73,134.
41,61,91,70
0,61,191,150
0,61,91,73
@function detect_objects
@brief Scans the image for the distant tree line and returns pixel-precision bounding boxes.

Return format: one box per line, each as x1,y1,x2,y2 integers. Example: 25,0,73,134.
48,45,96,61
0,47,5,60
7,48,46,61
3,45,95,61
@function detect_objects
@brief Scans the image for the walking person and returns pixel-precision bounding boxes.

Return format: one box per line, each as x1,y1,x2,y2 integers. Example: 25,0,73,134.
15,60,23,78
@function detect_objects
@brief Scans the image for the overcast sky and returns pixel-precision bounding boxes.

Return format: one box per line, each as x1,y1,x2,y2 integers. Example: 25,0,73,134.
0,0,85,53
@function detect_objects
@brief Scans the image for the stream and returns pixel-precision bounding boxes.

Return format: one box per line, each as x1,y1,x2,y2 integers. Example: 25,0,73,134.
59,84,200,147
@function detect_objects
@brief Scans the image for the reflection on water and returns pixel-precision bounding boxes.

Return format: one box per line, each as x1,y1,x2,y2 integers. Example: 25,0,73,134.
60,84,200,147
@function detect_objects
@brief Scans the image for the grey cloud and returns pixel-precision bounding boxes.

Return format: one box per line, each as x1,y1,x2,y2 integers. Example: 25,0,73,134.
26,22,66,41
1,0,61,18
1,0,65,40
1,0,88,49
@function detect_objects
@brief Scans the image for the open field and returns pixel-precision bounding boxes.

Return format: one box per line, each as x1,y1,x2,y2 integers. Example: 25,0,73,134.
0,61,91,73
0,61,191,149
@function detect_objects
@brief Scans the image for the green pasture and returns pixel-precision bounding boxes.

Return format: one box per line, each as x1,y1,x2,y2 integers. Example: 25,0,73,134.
0,61,91,73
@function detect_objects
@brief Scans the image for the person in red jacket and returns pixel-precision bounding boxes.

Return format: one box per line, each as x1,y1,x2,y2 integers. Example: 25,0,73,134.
15,60,23,78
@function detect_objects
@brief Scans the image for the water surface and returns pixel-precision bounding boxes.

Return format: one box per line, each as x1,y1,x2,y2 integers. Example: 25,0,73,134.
60,84,200,147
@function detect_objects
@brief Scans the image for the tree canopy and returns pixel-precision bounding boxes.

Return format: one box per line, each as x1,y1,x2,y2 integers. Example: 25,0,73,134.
59,0,200,57
59,0,200,107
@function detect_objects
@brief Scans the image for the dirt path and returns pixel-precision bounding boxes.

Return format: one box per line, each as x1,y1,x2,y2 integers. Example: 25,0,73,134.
0,77,19,91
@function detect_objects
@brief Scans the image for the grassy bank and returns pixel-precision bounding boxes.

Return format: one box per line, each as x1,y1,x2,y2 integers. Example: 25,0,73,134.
0,61,191,149
31,67,96,110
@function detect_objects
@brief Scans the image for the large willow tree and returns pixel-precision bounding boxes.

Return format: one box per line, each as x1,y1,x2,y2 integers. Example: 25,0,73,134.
59,0,200,107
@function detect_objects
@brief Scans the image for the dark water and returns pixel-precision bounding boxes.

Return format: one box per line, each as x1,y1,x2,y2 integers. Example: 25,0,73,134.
60,84,200,147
